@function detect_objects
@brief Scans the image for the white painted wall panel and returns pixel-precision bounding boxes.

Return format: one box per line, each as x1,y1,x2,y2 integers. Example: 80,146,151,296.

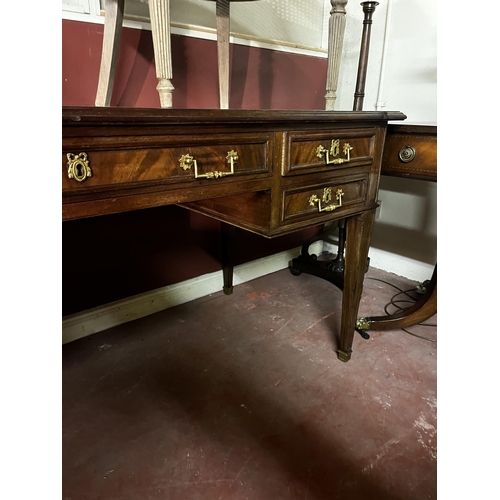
379,0,437,123
114,0,331,51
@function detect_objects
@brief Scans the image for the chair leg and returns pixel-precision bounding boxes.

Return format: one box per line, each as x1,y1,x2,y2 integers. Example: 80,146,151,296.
95,0,125,107
149,0,174,108
216,0,230,109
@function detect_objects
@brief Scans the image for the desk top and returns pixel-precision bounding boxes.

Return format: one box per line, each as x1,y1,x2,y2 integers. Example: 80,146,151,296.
63,107,406,126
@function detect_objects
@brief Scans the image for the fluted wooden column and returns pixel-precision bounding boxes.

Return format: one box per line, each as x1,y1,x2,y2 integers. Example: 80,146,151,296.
325,0,348,111
149,0,174,108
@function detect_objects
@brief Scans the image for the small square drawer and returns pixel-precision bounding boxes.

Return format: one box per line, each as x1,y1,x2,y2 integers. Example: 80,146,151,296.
381,127,437,181
281,175,368,225
282,128,376,177
62,134,271,192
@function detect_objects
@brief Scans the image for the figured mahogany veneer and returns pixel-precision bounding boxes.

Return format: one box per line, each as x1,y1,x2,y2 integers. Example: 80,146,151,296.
62,107,406,361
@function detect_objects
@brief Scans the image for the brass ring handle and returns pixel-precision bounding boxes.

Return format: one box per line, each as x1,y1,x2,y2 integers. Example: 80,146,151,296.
309,188,344,213
316,140,353,165
179,150,238,179
67,152,92,182
398,145,416,163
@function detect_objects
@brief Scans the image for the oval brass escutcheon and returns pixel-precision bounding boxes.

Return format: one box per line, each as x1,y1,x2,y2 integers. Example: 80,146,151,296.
67,152,92,182
398,145,416,163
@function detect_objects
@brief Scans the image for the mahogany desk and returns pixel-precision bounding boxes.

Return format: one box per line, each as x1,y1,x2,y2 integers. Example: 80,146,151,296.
62,107,406,361
356,124,437,333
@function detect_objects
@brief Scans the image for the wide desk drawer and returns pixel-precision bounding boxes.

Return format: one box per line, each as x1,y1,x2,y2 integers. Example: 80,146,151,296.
62,133,272,193
381,125,437,181
281,174,369,226
283,128,376,177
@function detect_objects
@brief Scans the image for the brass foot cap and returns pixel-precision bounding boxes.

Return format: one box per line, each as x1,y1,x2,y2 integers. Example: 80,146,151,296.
223,286,234,295
337,349,352,362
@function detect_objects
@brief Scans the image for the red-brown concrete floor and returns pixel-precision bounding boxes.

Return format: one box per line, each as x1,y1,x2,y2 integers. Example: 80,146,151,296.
62,266,437,500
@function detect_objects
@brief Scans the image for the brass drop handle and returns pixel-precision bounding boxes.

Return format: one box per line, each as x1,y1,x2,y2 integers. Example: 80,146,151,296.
316,139,353,165
309,188,344,213
67,152,92,182
179,150,238,179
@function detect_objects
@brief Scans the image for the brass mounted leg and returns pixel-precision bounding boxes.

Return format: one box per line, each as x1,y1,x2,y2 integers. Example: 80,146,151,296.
356,265,437,333
337,209,376,361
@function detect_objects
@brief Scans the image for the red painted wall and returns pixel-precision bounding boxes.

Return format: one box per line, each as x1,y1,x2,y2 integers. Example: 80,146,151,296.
62,20,328,109
62,19,329,316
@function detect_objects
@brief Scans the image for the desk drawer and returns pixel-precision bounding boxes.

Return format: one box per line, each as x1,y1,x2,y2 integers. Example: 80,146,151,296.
381,126,437,181
281,175,368,226
62,135,271,193
283,128,376,177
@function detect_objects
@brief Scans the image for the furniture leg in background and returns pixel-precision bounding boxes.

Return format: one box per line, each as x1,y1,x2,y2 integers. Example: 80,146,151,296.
220,221,236,295
206,0,260,109
149,0,174,107
325,1,348,110
215,0,230,109
95,0,125,106
96,0,260,109
95,0,174,108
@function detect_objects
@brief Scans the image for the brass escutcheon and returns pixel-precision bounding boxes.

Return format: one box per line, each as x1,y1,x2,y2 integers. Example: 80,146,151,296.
179,150,238,179
316,140,353,165
309,188,344,213
67,152,92,182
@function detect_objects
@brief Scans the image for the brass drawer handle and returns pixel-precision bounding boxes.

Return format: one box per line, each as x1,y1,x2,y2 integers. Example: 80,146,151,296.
309,188,344,212
179,150,238,179
67,152,92,182
316,140,353,165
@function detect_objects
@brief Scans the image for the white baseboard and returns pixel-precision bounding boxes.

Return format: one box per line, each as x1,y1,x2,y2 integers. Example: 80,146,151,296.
366,247,434,283
62,241,432,345
62,246,307,344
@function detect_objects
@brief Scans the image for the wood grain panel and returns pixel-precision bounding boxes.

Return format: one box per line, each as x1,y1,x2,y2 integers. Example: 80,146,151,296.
281,174,368,225
63,136,271,194
181,191,273,237
283,128,376,176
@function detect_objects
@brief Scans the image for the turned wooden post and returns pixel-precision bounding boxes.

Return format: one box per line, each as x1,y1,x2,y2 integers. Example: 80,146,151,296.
149,0,174,108
325,1,348,111
353,1,379,111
